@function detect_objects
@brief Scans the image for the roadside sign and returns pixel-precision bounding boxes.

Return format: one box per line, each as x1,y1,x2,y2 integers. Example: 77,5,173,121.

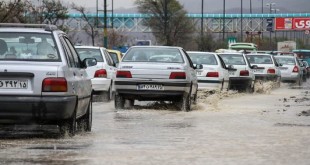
275,18,310,31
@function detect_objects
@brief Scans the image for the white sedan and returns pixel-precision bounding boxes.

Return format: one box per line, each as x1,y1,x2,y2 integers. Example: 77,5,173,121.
275,55,303,85
187,51,230,91
114,46,201,111
218,53,255,92
75,46,117,101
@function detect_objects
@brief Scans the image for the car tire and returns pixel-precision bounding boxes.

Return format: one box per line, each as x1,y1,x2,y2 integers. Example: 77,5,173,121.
102,86,111,102
179,92,192,112
115,94,125,110
77,97,92,132
127,99,135,109
193,90,198,105
59,110,76,137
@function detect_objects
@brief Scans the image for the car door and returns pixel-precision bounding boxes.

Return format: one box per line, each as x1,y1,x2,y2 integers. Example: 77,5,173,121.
60,35,90,117
182,49,197,94
102,49,117,81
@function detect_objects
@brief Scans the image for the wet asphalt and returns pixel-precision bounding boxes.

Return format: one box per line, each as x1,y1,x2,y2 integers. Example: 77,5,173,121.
0,78,309,165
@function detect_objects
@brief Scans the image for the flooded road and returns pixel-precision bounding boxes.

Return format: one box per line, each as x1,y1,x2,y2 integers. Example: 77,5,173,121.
0,80,310,165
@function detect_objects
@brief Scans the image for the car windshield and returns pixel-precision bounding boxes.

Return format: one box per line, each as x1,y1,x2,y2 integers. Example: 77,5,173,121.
246,55,273,64
275,57,296,65
187,53,217,65
75,48,104,62
218,54,246,65
0,32,59,61
122,47,184,63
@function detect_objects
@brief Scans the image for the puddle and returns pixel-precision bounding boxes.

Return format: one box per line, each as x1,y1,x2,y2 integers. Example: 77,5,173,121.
298,110,310,116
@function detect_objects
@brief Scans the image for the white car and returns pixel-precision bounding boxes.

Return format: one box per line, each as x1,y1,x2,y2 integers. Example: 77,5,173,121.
75,46,117,101
275,56,303,85
187,51,230,91
246,54,281,85
114,46,201,111
218,53,255,92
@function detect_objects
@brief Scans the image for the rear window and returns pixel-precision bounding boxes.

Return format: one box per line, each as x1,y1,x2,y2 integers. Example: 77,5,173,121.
246,55,273,64
123,47,184,63
75,48,104,62
218,54,246,65
275,57,296,65
187,53,218,65
0,32,59,61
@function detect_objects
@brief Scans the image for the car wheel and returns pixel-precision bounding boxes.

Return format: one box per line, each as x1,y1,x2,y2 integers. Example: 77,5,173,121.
77,98,92,132
115,94,125,110
193,90,198,105
127,99,135,109
179,92,191,112
102,87,111,102
59,110,76,137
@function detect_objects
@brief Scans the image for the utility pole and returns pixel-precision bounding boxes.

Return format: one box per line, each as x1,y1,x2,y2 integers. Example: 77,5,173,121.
241,0,243,42
104,0,108,48
223,0,226,42
201,0,204,50
164,0,168,45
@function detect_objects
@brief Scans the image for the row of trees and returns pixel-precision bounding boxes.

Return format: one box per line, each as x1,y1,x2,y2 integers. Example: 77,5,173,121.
1,0,309,51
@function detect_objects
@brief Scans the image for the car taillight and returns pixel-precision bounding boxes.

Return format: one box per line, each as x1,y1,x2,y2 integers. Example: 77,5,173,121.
267,69,276,74
240,70,249,76
169,72,186,79
292,66,299,72
42,78,67,92
116,71,132,78
94,69,107,78
206,72,219,77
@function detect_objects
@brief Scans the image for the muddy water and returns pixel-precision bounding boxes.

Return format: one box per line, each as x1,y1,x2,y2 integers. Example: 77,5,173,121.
0,80,309,165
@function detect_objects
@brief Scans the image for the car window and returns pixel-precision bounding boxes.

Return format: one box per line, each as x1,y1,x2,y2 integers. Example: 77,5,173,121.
219,54,246,65
182,50,194,68
75,48,104,62
123,47,184,63
187,52,218,65
0,32,60,61
246,55,273,64
275,57,296,65
63,37,81,68
109,52,119,64
60,36,76,67
103,50,114,66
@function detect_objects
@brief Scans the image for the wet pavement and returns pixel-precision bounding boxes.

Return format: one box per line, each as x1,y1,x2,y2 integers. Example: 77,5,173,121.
0,79,310,165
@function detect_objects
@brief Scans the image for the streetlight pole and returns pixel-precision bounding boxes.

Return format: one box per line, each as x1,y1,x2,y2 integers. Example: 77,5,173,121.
104,0,108,48
223,0,226,42
250,0,252,42
201,0,204,50
266,3,275,50
241,0,243,42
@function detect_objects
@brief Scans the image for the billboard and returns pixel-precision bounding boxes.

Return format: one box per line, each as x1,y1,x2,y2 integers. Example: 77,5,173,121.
277,41,296,52
275,18,310,31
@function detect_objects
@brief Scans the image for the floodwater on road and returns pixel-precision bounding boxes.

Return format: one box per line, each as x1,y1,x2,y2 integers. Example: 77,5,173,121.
0,80,310,165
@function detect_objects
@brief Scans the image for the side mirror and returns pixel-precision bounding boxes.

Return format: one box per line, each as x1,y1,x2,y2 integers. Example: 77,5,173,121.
82,58,97,68
195,64,203,69
251,65,258,69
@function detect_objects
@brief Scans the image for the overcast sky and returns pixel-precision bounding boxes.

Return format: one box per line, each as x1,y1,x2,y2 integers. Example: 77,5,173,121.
26,0,309,13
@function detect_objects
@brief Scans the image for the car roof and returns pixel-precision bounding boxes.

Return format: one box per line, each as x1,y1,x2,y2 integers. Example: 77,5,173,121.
274,55,295,58
0,23,62,34
130,45,183,49
75,46,107,50
186,51,216,54
246,53,272,56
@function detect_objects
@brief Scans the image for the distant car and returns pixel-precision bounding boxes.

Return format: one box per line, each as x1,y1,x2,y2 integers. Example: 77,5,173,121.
107,49,123,65
246,54,281,86
75,46,117,101
274,56,304,85
218,53,255,92
187,51,230,91
300,60,310,76
0,23,96,136
114,46,201,111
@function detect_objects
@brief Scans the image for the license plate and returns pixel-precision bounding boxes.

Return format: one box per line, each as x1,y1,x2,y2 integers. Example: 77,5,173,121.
229,71,235,75
0,80,28,89
253,69,263,73
137,84,163,90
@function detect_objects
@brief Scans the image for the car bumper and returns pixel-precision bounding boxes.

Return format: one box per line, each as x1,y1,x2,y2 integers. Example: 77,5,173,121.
198,80,223,90
91,78,111,92
281,75,300,82
115,80,191,101
0,95,77,124
254,74,278,81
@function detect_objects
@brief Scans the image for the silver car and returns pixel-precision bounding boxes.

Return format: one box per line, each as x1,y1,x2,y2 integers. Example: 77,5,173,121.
218,53,255,92
0,23,96,136
114,46,200,111
275,56,303,85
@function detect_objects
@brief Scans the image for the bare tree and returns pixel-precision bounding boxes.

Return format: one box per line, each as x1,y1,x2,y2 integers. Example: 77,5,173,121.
107,29,129,49
135,0,195,46
71,3,97,46
0,0,30,23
